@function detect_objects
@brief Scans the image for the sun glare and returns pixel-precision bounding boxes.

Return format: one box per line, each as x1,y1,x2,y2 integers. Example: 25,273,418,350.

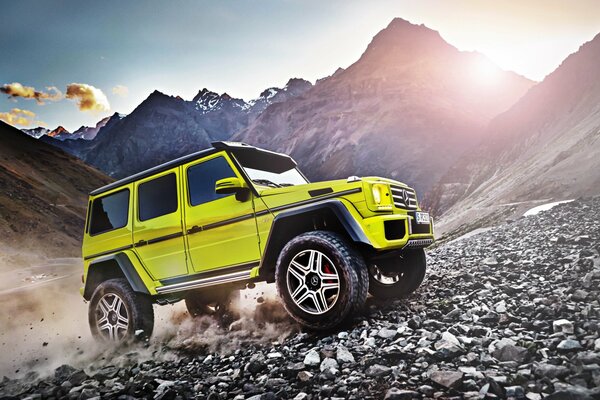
471,56,502,86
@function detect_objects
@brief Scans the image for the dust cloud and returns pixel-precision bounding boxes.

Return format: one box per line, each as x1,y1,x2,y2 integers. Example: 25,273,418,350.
0,257,298,380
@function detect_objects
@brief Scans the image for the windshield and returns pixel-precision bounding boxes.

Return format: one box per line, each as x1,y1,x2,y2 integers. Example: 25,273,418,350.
243,167,308,188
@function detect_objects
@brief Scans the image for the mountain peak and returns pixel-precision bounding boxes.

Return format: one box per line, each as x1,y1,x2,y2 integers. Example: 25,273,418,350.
192,88,218,103
360,18,452,64
47,126,70,137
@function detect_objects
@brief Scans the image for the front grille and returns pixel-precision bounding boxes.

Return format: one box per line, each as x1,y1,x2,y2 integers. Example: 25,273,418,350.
390,185,418,209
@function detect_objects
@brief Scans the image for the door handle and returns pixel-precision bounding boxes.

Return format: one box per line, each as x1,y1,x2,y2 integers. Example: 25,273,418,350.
135,239,148,247
188,225,202,234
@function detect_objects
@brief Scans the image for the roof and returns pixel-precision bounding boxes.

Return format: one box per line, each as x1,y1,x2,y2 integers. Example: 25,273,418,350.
89,141,296,196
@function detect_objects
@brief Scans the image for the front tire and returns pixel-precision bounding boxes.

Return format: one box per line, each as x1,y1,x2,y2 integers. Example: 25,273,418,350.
275,231,368,330
89,278,154,343
368,249,426,300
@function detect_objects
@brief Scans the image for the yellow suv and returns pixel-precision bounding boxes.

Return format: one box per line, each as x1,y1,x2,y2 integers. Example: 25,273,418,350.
82,142,434,342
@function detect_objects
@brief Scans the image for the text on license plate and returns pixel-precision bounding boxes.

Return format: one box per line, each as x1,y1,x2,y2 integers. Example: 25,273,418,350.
415,212,430,224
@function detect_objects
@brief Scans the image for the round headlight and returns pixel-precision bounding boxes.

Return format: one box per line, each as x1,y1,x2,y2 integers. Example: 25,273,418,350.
372,185,382,204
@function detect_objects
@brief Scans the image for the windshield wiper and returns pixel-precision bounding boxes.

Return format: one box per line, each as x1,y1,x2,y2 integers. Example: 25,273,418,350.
279,183,295,187
252,179,281,188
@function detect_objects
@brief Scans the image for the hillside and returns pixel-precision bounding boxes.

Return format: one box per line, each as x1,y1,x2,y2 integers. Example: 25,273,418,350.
0,121,111,266
234,18,534,195
428,32,600,236
2,197,599,398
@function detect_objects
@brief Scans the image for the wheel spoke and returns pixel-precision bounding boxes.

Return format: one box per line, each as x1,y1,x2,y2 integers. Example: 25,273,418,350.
289,261,308,281
112,296,122,312
108,325,116,341
321,281,339,291
98,317,110,330
99,297,111,314
311,292,326,313
115,322,128,331
291,282,308,301
294,289,311,305
318,271,339,281
307,250,317,272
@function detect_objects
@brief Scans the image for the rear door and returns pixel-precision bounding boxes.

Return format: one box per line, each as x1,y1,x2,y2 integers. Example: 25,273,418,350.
183,153,261,273
132,168,188,280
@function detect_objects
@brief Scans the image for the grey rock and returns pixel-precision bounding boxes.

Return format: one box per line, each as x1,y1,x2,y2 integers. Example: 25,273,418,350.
378,328,398,339
557,339,583,351
365,364,392,377
493,344,529,363
418,385,435,396
297,371,313,382
533,362,570,379
430,370,464,389
336,345,355,364
303,349,320,366
384,388,419,399
545,386,595,400
572,290,589,301
319,357,339,372
553,319,575,334
505,386,526,399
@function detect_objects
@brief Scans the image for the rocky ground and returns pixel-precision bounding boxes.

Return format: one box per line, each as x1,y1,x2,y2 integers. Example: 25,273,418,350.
2,197,600,399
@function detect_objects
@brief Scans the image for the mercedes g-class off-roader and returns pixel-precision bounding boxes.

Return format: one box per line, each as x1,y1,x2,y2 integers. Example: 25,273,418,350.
82,142,434,342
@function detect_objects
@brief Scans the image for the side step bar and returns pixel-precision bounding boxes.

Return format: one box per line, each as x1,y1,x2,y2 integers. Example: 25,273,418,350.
156,269,253,294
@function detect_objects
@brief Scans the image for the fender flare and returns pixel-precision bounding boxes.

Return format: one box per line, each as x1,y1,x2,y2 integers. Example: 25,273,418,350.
83,252,149,300
259,199,370,279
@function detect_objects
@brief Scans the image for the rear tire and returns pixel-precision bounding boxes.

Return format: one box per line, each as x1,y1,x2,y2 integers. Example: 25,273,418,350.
275,231,368,330
89,278,154,343
368,249,426,300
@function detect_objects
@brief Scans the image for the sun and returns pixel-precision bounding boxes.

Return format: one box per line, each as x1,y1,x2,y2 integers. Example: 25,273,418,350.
471,55,502,86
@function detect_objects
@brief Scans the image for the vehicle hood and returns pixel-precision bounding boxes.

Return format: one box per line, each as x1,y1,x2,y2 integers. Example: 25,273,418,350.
256,176,411,209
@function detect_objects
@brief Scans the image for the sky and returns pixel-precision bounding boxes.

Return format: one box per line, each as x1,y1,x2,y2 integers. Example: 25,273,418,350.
1,0,599,131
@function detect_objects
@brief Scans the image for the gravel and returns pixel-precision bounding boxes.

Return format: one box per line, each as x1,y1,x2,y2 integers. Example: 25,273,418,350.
2,196,600,399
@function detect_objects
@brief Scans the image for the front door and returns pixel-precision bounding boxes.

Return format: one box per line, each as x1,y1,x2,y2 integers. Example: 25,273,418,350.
133,168,188,280
183,153,261,272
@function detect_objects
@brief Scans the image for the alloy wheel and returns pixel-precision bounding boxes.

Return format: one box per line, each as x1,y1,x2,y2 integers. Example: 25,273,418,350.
286,249,340,315
95,293,129,341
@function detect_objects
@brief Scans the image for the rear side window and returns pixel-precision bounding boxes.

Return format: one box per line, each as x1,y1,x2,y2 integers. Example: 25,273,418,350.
138,173,178,221
187,157,236,206
89,189,130,235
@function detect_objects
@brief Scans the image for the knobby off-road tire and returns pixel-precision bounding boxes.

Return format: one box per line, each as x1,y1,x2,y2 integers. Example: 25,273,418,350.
275,231,368,330
89,278,154,343
368,249,426,300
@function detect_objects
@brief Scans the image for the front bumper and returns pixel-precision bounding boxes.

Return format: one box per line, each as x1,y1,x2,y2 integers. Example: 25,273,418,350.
360,212,434,250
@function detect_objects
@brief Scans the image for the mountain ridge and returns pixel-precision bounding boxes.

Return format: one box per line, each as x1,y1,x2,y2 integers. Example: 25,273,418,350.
427,31,600,235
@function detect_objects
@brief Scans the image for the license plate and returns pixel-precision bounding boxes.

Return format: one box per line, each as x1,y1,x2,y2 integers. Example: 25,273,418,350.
415,212,430,224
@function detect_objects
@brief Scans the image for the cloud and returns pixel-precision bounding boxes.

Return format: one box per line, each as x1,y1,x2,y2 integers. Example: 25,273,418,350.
0,108,45,127
0,82,63,104
66,83,110,112
112,85,129,97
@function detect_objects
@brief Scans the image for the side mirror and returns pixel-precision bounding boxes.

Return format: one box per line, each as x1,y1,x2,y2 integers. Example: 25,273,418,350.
215,177,250,201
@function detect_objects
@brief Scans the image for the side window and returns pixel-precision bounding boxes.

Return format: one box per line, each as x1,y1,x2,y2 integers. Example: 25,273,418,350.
188,156,236,206
89,189,130,235
138,173,178,221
